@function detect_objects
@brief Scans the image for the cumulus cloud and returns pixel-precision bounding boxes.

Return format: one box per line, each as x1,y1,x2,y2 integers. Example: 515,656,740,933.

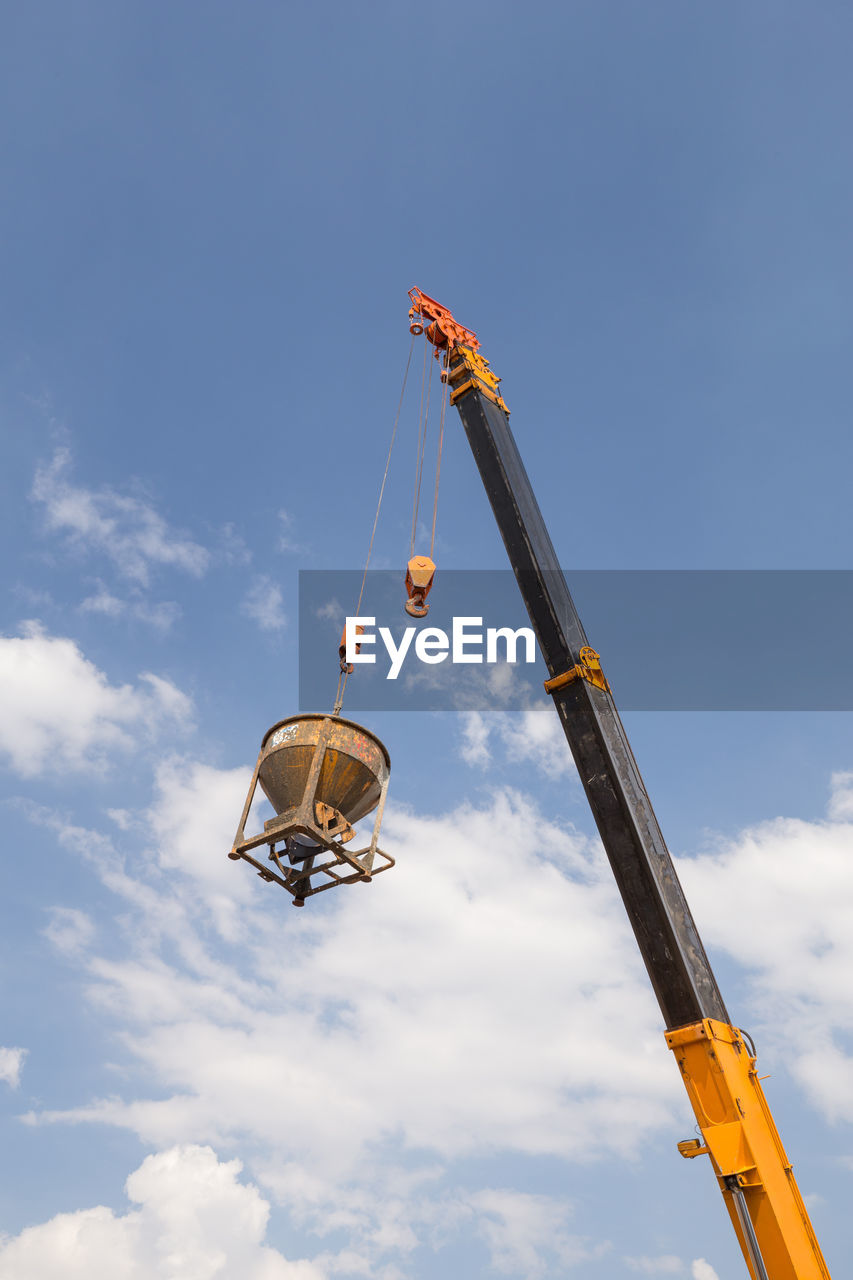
43,907,95,957
460,707,576,779
15,709,852,1278
401,652,539,711
626,1257,684,1274
460,711,492,765
241,575,287,632
78,584,126,618
464,1189,604,1275
107,808,136,831
0,624,192,776
31,446,209,585
30,761,853,1273
677,772,853,1120
0,1047,26,1088
79,583,181,632
315,599,343,623
26,775,670,1274
828,770,853,821
147,757,258,936
277,510,305,555
0,1145,323,1279
218,523,253,567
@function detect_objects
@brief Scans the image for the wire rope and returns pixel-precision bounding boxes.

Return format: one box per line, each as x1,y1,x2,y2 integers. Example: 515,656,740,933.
409,340,433,559
429,358,450,560
333,335,415,715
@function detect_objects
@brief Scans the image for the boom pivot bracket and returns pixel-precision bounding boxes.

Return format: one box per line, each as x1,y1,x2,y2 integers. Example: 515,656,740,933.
544,646,611,695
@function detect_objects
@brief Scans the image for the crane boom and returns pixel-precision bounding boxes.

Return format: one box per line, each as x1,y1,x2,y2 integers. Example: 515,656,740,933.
409,290,833,1280
446,342,728,1030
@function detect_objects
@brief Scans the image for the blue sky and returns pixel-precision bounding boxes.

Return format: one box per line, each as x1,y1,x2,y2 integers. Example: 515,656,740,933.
1,3,852,1276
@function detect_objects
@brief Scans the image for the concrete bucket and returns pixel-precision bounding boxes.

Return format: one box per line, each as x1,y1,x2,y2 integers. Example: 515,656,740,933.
258,715,389,827
229,714,393,907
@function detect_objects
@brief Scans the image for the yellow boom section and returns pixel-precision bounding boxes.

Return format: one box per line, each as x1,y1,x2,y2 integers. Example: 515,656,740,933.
667,1020,831,1279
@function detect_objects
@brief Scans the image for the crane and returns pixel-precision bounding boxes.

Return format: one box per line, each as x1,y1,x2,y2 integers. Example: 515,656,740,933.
405,287,832,1280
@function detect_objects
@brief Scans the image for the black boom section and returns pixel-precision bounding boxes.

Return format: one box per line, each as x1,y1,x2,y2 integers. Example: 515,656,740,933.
452,379,728,1030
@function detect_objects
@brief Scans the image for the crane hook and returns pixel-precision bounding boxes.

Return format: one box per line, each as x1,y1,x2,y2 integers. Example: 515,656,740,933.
404,555,435,618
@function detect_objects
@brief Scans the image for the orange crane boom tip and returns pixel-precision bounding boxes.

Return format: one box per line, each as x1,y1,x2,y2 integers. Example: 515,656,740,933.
407,286,480,352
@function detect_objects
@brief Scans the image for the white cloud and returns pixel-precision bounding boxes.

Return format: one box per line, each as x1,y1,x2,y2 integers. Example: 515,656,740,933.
690,1261,720,1280
465,1188,603,1275
676,776,853,1120
242,576,287,632
134,600,181,631
147,757,258,935
315,599,343,623
43,907,95,957
460,711,492,765
25,780,671,1274
828,770,853,820
509,706,575,778
460,707,576,779
16,745,853,1274
50,747,853,1274
79,584,126,618
12,585,55,609
218,523,253,567
79,584,181,632
402,654,539,711
0,1145,323,1279
0,1047,26,1088
40,758,853,1273
107,809,136,831
277,510,305,555
0,624,192,777
31,446,209,586
626,1256,684,1274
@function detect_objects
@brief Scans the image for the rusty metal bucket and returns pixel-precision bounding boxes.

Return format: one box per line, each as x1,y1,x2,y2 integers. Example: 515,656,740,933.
229,715,393,907
258,715,389,827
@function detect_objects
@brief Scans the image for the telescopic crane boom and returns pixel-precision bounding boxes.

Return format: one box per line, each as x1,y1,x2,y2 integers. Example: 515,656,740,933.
407,287,832,1280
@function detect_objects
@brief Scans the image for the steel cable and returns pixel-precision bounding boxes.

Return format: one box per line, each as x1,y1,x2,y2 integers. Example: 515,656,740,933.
333,335,415,715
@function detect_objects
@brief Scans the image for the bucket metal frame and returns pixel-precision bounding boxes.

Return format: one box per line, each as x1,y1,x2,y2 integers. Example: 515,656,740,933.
228,715,394,906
